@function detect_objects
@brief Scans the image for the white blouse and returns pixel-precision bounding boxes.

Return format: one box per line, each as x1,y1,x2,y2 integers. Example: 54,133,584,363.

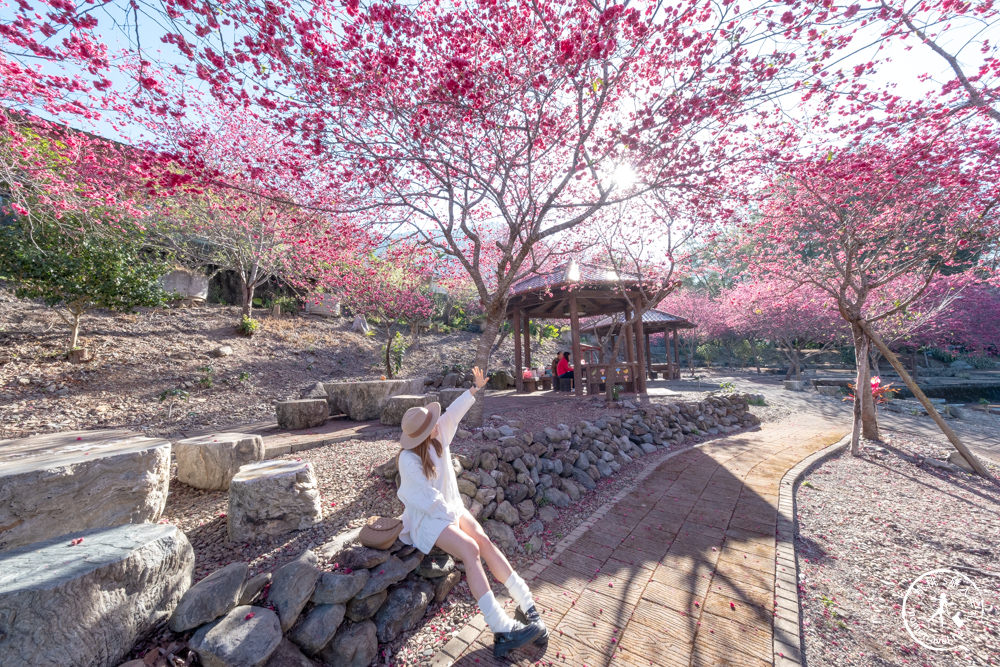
397,390,475,554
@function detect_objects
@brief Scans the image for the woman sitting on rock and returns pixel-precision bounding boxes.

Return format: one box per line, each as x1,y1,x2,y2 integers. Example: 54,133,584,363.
396,366,546,658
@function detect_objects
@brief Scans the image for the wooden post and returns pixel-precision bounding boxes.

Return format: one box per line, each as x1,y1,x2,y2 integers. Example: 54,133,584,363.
645,332,652,379
634,302,647,394
673,330,680,379
513,310,523,393
569,294,583,397
624,310,635,393
523,313,532,369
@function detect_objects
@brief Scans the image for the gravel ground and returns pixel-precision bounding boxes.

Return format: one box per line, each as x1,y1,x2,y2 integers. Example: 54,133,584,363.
796,437,1000,666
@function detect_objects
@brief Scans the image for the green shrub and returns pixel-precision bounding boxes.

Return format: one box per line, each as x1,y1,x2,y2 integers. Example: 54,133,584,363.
238,315,261,337
197,366,215,389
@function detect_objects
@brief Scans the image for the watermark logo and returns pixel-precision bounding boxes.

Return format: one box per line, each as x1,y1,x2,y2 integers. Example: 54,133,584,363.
902,568,985,651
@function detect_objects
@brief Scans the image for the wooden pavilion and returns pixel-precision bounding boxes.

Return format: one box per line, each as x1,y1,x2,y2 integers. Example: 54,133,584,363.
504,260,652,397
585,309,695,381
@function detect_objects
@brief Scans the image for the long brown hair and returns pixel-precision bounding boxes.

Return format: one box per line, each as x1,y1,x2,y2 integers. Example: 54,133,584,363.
399,437,443,479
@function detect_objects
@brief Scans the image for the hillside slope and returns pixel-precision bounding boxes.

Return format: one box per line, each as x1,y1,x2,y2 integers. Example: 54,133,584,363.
0,287,564,440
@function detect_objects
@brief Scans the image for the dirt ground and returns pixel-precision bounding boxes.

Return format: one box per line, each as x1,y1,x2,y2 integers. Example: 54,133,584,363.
0,286,565,440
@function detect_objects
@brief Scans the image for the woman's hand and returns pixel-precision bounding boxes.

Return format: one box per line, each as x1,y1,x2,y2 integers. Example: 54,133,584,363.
471,366,488,394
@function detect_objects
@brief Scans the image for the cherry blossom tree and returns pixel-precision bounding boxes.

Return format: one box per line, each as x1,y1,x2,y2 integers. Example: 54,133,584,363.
658,288,732,376
724,278,845,380
737,136,999,475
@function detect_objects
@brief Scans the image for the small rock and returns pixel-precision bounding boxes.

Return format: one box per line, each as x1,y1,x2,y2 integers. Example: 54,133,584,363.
189,605,282,667
264,638,318,666
210,345,234,358
355,555,418,599
516,499,536,522
337,545,391,570
543,487,571,508
524,520,544,537
239,572,271,606
493,500,519,525
269,551,322,632
169,561,249,632
312,570,369,605
417,553,455,578
433,570,462,603
483,520,518,554
289,603,346,655
374,580,434,643
525,535,543,554
947,451,976,473
319,620,378,667
346,590,387,622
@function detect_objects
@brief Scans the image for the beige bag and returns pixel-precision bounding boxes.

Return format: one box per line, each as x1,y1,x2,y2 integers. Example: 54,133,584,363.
359,516,403,550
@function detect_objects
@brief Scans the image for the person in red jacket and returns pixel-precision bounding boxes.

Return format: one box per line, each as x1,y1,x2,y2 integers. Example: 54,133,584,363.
556,351,574,379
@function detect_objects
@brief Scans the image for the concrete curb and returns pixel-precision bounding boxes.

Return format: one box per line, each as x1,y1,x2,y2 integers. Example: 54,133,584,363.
773,434,851,667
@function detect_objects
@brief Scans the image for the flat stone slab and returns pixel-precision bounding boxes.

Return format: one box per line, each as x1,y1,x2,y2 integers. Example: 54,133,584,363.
0,429,171,551
228,461,322,542
276,400,328,431
324,379,425,421
175,432,265,490
0,523,194,667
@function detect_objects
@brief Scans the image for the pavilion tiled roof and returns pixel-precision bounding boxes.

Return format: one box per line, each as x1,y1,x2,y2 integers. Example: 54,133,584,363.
511,261,641,296
585,308,696,332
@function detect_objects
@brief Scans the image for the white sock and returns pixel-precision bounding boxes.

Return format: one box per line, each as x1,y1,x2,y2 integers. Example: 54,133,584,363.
477,590,516,633
504,572,535,613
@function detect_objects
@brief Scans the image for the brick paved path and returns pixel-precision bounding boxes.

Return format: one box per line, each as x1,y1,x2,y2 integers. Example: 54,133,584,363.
436,416,846,666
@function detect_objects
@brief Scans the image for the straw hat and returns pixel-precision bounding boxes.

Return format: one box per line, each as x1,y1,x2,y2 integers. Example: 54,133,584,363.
399,402,442,449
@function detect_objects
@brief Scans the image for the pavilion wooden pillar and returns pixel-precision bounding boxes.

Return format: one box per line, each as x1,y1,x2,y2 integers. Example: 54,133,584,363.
513,309,523,392
634,303,648,394
523,313,532,370
674,329,681,380
644,333,652,380
624,308,636,392
569,293,583,397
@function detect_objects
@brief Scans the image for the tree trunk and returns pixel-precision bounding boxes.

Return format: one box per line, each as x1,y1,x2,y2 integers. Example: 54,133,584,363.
470,307,504,426
850,323,880,453
858,320,994,480
384,325,395,379
69,307,83,350
241,282,255,319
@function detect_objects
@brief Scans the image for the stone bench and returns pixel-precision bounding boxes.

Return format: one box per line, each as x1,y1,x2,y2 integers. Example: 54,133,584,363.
0,430,171,552
380,395,433,426
175,432,265,490
228,460,322,542
323,378,426,421
276,399,328,430
0,523,194,667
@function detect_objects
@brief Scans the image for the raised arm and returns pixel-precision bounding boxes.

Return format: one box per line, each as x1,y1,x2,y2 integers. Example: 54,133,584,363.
436,366,488,445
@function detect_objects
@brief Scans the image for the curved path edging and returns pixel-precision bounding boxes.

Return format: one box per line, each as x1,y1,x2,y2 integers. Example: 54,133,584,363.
772,434,851,667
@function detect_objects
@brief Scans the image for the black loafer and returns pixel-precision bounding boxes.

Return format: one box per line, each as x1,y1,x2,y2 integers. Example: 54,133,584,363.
493,620,544,658
515,605,549,645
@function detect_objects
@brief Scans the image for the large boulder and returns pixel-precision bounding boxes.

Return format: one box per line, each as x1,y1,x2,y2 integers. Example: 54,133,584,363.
269,550,322,632
275,400,328,430
189,605,282,667
380,394,433,426
0,523,193,667
493,500,519,525
227,461,323,543
323,379,426,421
345,590,387,622
0,430,170,552
174,433,265,491
264,639,318,667
319,621,378,667
438,388,467,410
169,561,249,632
374,580,434,643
